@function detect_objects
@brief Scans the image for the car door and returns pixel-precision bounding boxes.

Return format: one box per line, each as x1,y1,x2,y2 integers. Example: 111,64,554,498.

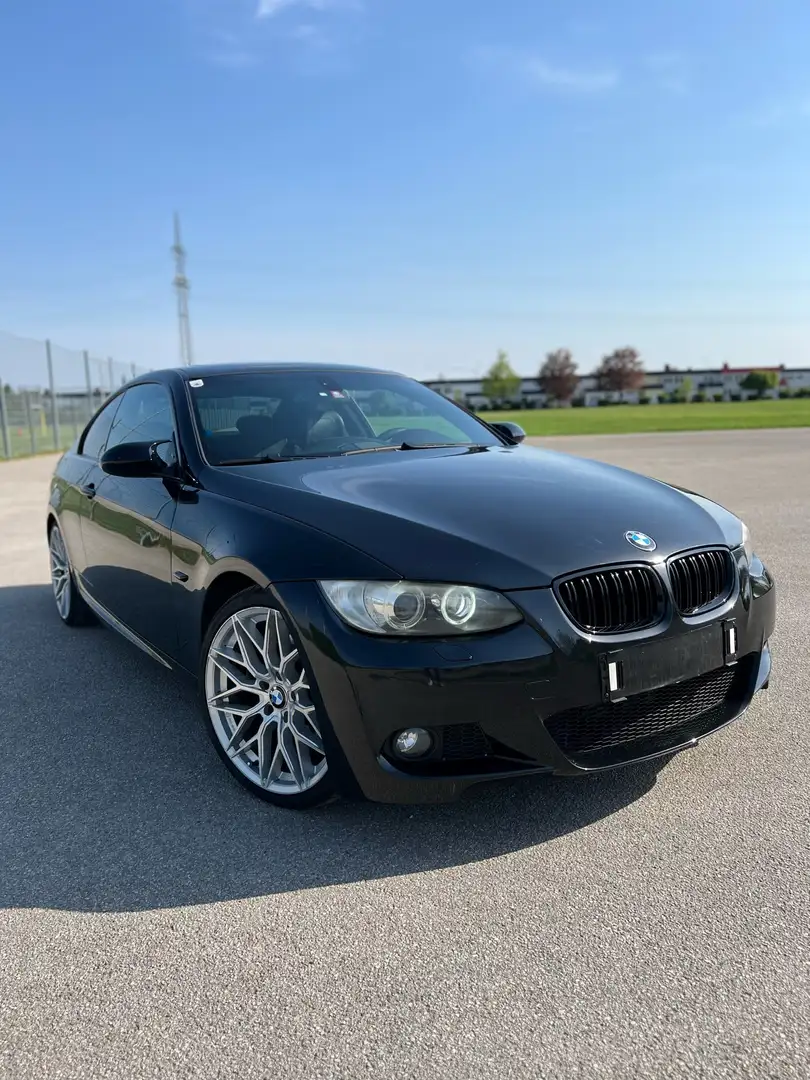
79,382,179,658
55,393,124,576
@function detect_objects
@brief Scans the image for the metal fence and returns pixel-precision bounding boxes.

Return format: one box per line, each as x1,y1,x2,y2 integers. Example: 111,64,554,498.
0,331,151,459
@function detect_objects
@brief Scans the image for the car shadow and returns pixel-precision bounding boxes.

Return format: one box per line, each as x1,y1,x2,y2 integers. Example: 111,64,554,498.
0,585,670,913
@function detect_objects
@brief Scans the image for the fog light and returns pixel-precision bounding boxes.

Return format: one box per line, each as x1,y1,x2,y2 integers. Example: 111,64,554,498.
393,728,434,759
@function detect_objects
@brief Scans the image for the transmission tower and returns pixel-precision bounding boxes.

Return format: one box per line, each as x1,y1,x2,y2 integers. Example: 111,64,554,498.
172,212,194,366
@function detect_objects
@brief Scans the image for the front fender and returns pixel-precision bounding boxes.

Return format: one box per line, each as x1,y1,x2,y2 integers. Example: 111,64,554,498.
169,490,396,671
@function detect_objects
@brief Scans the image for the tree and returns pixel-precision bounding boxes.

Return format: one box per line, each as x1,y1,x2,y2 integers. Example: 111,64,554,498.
368,389,389,415
482,350,521,404
672,376,693,403
538,348,578,403
740,370,779,398
596,347,645,393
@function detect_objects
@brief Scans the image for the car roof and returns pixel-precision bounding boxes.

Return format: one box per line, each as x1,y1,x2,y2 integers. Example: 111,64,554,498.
147,361,403,381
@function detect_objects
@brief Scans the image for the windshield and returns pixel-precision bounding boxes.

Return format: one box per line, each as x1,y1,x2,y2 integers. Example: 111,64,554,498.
188,369,501,465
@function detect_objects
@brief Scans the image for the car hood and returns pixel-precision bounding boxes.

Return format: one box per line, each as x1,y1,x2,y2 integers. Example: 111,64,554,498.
210,445,744,590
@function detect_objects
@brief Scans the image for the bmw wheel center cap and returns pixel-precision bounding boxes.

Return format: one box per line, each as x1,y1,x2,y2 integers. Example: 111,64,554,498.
625,530,657,552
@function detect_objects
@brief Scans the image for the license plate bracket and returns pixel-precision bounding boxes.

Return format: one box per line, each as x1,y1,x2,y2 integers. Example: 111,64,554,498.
598,623,729,703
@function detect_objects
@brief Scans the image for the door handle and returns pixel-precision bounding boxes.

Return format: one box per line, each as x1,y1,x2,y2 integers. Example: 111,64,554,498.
80,483,96,499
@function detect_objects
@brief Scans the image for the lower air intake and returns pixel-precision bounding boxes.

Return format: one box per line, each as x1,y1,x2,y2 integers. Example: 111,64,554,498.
544,656,754,767
440,723,491,761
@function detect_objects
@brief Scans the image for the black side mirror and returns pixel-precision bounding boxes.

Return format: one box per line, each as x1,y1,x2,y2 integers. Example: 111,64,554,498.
490,421,526,445
100,440,176,478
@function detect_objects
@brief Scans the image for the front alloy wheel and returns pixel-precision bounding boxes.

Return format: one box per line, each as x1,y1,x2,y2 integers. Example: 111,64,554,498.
203,596,332,808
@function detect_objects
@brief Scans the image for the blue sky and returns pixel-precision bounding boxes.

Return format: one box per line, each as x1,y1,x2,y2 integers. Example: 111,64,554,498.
2,0,810,383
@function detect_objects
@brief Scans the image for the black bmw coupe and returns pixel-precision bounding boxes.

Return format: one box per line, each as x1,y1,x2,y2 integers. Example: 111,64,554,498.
47,363,776,808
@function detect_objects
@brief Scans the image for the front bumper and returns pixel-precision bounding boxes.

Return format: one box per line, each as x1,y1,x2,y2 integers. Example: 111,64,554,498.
275,553,776,805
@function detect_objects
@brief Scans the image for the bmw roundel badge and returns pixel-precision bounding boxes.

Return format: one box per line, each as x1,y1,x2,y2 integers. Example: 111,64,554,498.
625,530,657,552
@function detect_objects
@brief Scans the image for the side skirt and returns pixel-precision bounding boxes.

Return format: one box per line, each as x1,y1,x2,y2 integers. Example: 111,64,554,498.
75,576,173,670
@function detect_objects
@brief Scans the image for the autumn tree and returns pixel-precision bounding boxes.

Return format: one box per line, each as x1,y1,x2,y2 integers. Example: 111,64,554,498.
538,348,578,403
482,350,521,404
740,370,779,398
596,347,645,393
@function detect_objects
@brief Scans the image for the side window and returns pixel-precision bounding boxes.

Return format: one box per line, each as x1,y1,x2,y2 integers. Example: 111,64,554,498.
81,396,122,460
105,384,176,453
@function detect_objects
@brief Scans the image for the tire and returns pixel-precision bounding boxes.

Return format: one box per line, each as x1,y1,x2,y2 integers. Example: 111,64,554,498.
48,521,95,627
200,587,337,809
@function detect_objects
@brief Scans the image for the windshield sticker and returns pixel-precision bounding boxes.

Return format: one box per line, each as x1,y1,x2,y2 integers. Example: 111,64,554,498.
190,379,204,388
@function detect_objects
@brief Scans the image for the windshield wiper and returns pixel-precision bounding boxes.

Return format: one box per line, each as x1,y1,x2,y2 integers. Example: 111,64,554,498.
342,445,403,456
218,451,355,466
217,455,285,466
219,443,490,465
343,442,488,456
399,442,489,451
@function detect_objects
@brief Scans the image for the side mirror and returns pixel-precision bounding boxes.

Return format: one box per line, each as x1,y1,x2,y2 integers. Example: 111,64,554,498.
100,440,175,478
490,421,526,445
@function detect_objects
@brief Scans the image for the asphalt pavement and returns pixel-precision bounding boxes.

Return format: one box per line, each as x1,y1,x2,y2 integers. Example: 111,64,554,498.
1,429,808,1080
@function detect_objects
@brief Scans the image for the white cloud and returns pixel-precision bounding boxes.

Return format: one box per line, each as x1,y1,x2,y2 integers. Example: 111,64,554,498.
188,0,362,70
472,47,619,95
523,59,619,94
257,0,310,15
256,0,359,17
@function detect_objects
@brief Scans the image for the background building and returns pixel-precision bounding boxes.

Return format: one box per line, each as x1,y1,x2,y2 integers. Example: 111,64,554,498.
424,364,810,409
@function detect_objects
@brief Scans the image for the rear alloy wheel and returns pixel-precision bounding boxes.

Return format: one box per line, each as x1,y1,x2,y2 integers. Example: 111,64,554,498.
49,522,94,626
202,595,334,808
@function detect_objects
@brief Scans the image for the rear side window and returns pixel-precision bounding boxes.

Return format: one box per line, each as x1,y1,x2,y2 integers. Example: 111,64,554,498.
81,396,122,460
106,383,175,452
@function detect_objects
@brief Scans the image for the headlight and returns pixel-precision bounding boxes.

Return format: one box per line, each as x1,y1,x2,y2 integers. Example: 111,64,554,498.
319,580,522,636
740,521,754,562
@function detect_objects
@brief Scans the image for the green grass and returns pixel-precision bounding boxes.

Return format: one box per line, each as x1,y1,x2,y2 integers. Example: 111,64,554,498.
485,398,810,437
366,416,467,440
4,398,808,461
